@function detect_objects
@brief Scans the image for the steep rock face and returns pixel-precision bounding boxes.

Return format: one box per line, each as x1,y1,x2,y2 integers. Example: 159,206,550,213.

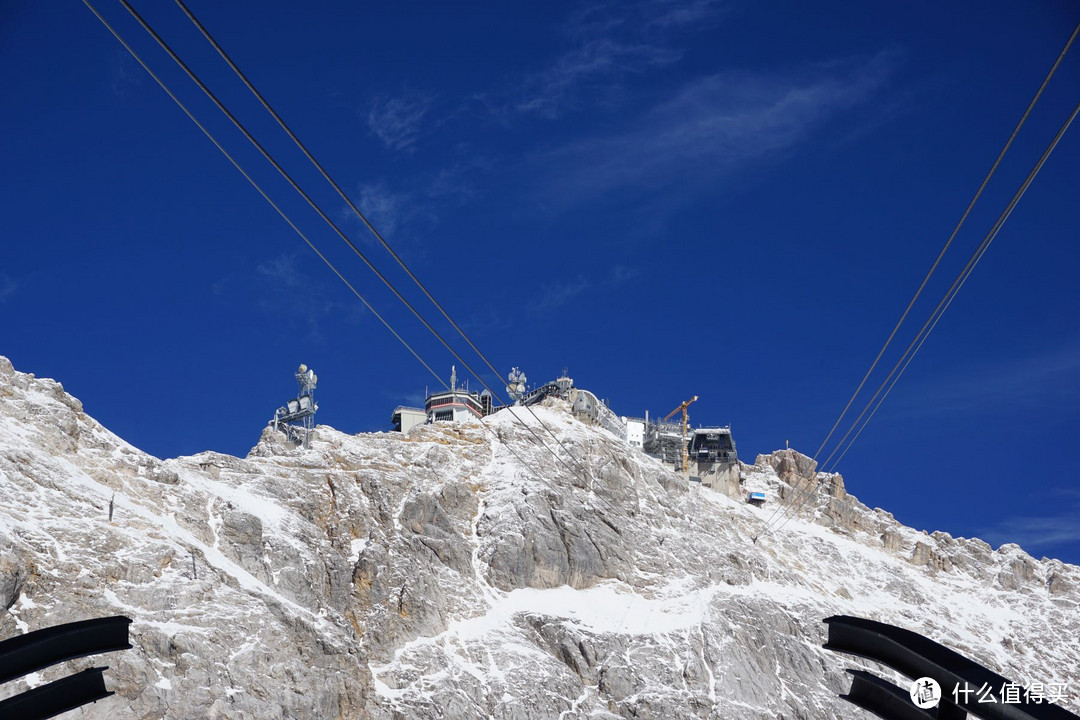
0,358,379,719
1,357,1079,719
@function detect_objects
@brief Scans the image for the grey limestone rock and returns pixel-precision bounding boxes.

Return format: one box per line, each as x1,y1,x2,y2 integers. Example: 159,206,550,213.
0,554,30,611
758,448,818,485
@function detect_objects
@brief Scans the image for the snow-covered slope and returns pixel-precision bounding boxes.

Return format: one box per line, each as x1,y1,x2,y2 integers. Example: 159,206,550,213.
1,356,1077,718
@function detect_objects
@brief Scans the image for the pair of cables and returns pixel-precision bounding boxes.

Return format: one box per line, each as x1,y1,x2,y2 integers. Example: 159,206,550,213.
754,20,1080,542
83,0,592,486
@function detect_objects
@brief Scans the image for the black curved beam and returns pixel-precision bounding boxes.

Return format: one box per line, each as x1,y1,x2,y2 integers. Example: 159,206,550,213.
0,616,132,684
843,669,965,720
824,615,1078,720
0,666,112,720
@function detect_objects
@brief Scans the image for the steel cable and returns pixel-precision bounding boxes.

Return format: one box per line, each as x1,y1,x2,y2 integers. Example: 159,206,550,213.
171,0,590,479
808,20,1079,470
824,96,1080,474
83,0,573,492
765,95,1080,541
112,0,582,480
754,21,1079,541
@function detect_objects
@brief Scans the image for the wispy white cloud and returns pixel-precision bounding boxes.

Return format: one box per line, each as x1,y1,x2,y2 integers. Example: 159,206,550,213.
979,489,1080,557
345,181,442,262
345,154,487,253
534,53,896,201
611,265,641,283
643,0,726,29
250,253,367,339
355,182,411,237
893,341,1080,418
528,275,590,316
464,307,512,335
256,253,303,287
515,39,679,118
492,0,724,119
425,152,493,202
110,50,144,99
0,274,18,302
367,91,434,152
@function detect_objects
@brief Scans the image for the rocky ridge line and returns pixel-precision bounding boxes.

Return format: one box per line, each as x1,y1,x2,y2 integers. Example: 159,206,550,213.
1,356,1077,718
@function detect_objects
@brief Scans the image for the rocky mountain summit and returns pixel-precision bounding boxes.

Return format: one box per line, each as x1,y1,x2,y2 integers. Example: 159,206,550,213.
1,355,1078,719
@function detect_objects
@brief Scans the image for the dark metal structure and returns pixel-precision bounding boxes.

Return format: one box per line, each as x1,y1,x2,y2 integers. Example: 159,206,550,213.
688,427,737,465
0,616,132,720
0,667,112,720
842,669,967,720
823,615,1079,720
0,616,132,684
270,364,318,448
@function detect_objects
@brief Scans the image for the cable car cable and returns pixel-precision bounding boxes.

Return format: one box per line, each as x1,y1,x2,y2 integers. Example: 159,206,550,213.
83,0,570,492
766,95,1080,540
112,0,582,480
816,18,1079,473
171,0,589,478
824,95,1080,474
808,17,1079,474
754,22,1079,541
79,0,440,389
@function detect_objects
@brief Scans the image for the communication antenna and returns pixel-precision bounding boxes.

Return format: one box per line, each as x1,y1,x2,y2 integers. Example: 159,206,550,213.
555,369,573,396
269,363,319,448
506,367,527,403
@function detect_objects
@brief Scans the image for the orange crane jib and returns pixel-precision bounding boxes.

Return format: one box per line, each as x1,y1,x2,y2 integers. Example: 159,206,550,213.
663,395,698,421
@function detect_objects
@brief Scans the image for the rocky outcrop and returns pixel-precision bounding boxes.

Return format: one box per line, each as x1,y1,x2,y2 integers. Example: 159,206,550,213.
757,448,818,487
0,553,30,612
910,540,954,572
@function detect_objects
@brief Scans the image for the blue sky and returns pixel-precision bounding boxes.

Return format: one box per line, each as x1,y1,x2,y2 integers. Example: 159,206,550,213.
3,1,1079,563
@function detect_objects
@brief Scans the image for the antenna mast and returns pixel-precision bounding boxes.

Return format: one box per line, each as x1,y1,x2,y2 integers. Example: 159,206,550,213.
269,363,319,448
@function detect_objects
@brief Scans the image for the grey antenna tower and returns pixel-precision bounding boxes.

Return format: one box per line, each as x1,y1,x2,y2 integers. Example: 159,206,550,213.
270,363,319,448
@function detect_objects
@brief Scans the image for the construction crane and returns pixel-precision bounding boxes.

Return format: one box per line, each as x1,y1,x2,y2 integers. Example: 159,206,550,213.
664,395,698,473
